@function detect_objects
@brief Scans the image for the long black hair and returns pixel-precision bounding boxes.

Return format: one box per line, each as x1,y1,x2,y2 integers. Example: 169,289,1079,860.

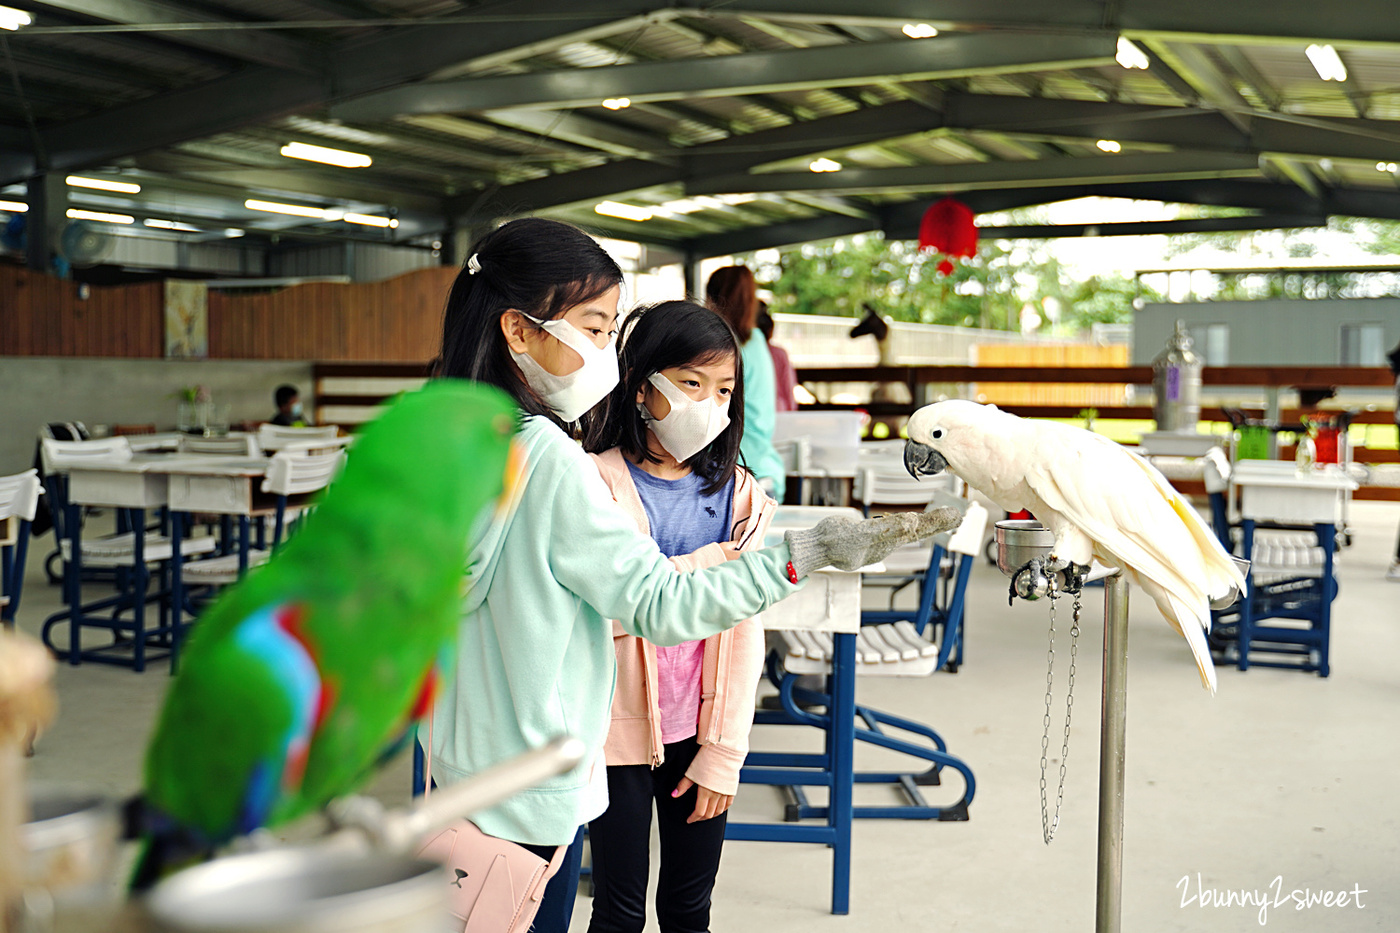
585,301,745,495
437,217,624,431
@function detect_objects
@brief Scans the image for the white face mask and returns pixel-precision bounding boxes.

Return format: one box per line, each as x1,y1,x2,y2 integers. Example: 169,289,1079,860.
640,371,731,464
510,313,619,422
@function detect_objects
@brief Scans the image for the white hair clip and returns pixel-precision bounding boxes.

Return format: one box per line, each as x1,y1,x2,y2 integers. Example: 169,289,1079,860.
467,253,482,274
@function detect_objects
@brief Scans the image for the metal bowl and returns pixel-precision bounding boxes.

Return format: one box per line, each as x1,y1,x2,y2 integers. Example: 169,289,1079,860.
145,846,448,933
995,520,1054,578
1209,556,1252,610
23,792,121,891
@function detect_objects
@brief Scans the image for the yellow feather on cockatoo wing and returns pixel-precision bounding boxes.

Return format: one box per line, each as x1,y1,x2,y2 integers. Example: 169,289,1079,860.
1117,450,1245,600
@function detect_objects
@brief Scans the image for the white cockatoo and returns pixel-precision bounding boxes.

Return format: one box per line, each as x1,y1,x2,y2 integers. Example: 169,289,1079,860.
904,400,1245,692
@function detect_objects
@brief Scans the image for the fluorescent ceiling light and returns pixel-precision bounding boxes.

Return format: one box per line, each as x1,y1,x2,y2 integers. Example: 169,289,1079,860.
280,142,373,168
342,212,399,228
66,208,134,224
144,218,202,232
657,196,728,214
809,158,843,173
1115,37,1149,70
594,201,652,222
245,198,335,219
0,199,28,213
901,23,938,39
67,175,141,194
1305,44,1347,82
601,97,631,110
0,5,32,30
225,229,245,238
1095,139,1122,153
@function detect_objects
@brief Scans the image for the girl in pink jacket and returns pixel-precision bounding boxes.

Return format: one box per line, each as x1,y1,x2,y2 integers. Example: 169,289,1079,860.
584,301,774,933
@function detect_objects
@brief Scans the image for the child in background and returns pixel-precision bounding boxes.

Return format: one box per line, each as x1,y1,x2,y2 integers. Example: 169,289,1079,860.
583,301,773,933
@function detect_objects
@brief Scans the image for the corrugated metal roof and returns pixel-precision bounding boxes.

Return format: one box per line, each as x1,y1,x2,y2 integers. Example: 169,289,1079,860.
5,3,1400,255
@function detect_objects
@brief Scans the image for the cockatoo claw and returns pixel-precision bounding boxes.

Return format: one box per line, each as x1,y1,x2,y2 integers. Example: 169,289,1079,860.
1058,562,1091,596
1010,556,1051,602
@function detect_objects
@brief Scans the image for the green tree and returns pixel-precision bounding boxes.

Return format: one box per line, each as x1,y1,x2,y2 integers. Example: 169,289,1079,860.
742,232,1156,335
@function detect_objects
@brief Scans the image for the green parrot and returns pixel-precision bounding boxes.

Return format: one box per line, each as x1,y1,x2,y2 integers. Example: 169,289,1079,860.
132,380,520,888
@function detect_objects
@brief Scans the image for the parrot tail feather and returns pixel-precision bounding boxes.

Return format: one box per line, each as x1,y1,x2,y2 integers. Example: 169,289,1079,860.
1166,591,1218,695
125,799,217,892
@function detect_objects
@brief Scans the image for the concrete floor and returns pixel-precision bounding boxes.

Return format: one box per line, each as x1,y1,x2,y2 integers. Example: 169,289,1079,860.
11,502,1400,932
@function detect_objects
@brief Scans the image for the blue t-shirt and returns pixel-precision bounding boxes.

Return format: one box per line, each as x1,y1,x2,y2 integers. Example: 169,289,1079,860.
625,461,735,558
624,461,736,743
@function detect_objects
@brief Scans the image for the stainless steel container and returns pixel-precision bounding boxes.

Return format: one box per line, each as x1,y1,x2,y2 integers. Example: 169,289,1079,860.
18,792,122,933
1152,320,1203,433
995,520,1054,577
23,792,121,892
145,847,448,933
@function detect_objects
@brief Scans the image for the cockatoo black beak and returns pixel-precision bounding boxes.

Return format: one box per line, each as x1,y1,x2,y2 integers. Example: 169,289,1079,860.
903,440,947,479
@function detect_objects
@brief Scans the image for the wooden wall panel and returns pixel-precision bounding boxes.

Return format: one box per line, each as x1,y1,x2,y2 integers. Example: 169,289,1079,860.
203,266,454,362
0,266,161,357
3,264,454,362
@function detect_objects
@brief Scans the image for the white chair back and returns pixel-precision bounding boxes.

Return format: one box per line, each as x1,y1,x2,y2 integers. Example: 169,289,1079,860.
180,434,261,457
39,436,133,474
1202,446,1231,494
258,424,340,451
0,469,43,522
947,500,988,557
262,449,345,497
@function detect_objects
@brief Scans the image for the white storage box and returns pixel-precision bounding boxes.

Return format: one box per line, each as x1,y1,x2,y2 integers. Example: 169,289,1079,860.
1138,431,1226,457
773,411,863,477
1233,461,1356,525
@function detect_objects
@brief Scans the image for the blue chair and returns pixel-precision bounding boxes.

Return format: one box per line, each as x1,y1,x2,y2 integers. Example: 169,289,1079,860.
1205,456,1342,676
1,470,43,630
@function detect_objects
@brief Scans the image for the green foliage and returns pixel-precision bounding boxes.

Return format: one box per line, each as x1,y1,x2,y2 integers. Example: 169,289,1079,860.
1356,219,1400,257
742,232,1157,335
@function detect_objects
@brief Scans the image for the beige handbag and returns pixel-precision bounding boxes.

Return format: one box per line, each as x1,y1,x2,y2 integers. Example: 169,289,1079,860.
418,717,567,933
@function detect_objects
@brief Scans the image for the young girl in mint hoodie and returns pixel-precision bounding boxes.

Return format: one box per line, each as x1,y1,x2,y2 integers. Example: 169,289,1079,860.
430,218,953,933
583,302,769,933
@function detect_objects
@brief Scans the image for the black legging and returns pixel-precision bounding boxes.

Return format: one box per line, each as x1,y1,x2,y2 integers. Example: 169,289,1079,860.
587,739,728,933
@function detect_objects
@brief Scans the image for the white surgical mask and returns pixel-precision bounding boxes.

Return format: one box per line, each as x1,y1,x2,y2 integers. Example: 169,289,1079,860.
640,372,731,463
510,313,619,422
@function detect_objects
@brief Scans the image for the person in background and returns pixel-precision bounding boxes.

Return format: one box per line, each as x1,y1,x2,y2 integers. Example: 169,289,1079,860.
756,304,797,413
270,384,310,426
706,266,786,501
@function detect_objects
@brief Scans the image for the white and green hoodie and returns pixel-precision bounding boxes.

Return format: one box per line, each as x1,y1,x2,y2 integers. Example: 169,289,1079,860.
430,415,801,846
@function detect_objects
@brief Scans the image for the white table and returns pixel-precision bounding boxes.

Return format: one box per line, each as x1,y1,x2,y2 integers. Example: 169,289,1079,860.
47,454,269,672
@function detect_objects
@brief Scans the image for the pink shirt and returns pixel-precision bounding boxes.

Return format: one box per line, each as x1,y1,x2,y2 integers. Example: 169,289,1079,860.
769,342,798,412
655,640,705,743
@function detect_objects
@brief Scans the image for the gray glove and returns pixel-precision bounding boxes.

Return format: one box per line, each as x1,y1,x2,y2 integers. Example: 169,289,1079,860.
784,508,963,579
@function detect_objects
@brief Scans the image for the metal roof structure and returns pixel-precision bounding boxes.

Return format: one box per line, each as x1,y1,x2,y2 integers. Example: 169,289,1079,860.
5,1,1400,263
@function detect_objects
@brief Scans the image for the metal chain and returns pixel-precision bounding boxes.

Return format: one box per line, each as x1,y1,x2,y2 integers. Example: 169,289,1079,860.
1040,581,1082,845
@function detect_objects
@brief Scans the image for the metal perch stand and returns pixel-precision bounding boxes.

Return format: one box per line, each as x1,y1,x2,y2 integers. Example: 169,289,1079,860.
995,521,1129,933
1096,572,1128,933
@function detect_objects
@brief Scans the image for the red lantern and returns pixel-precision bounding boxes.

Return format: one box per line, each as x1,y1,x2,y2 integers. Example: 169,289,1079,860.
918,197,978,275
